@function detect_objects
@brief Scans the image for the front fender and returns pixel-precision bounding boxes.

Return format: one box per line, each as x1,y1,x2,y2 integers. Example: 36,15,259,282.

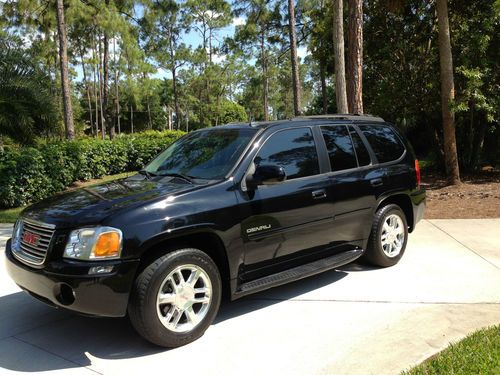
138,223,219,255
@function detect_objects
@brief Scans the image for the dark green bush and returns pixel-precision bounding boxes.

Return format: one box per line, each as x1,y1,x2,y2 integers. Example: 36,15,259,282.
0,130,184,209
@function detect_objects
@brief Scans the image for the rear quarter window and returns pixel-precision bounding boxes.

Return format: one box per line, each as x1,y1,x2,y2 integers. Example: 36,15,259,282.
358,125,405,163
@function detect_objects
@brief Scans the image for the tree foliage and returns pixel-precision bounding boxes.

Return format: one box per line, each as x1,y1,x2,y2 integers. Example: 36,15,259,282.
0,34,60,144
0,0,498,173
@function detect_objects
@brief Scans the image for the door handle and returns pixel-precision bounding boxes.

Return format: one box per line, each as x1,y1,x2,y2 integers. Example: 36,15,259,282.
312,189,327,199
370,178,383,187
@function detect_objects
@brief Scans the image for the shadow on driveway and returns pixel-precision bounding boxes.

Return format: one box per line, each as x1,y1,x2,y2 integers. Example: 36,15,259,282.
0,267,354,372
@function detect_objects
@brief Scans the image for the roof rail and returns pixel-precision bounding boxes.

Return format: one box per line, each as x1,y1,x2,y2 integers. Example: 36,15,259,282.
294,114,385,122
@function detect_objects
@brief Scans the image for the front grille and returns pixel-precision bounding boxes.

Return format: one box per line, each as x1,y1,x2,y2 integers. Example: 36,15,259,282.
13,219,55,267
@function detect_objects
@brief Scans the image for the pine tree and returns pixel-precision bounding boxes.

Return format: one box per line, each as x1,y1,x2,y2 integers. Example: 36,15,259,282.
436,0,460,184
332,0,348,113
288,0,302,116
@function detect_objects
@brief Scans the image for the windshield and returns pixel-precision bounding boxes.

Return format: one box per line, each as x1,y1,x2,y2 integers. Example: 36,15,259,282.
145,128,257,180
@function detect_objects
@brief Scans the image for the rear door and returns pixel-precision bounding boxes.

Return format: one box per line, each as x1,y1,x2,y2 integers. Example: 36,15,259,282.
319,124,381,246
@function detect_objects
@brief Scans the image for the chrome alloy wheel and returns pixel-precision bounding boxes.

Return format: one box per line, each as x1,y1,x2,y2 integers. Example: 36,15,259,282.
380,214,405,258
156,264,212,333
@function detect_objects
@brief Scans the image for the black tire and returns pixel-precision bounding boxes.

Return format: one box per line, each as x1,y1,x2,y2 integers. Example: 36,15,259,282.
363,204,408,267
128,248,222,348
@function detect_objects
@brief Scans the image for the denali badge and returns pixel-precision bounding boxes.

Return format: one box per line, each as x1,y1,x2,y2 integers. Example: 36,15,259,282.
246,224,272,234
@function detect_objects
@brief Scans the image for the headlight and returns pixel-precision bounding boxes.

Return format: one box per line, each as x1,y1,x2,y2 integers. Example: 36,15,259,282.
11,219,22,251
64,226,123,260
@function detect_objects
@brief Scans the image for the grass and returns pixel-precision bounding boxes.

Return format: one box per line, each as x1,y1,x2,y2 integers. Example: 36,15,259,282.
402,325,500,375
0,206,24,223
0,171,134,223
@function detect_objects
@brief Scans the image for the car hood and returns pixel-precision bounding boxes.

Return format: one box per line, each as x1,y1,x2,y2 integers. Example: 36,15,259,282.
21,177,197,228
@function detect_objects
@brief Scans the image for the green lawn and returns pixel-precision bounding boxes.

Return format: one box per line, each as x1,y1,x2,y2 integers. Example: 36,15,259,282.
0,206,24,223
402,325,500,375
0,171,134,223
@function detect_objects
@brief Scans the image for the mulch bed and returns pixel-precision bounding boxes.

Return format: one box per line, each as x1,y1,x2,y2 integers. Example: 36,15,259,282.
422,170,500,219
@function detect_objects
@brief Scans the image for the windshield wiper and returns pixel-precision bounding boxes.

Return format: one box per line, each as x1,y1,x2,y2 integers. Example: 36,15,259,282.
138,169,157,179
157,172,194,184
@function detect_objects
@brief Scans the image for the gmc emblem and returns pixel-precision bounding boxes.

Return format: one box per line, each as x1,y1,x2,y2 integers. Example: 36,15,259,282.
22,231,40,246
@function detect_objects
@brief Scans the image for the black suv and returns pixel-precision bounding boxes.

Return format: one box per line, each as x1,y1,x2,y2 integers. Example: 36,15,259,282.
5,115,425,347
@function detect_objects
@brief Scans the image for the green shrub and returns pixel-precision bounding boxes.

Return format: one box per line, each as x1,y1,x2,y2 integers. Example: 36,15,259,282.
0,148,51,208
0,130,184,209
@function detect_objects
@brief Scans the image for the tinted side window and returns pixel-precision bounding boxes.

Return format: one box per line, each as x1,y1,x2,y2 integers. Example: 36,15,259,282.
358,125,405,163
321,125,357,171
255,128,320,180
349,126,371,166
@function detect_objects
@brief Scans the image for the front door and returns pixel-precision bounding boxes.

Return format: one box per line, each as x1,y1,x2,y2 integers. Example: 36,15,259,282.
237,127,335,279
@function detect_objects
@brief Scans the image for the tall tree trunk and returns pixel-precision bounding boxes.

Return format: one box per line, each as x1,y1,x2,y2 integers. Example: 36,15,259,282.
172,69,181,130
260,33,269,121
55,0,75,139
97,35,106,139
103,32,115,139
102,0,114,139
320,59,328,114
288,0,302,116
436,0,460,184
115,91,121,134
263,59,270,121
333,0,349,113
79,50,94,135
147,99,152,129
470,113,487,170
347,0,363,114
168,32,181,130
92,43,99,137
209,28,213,64
113,38,121,135
52,30,63,129
130,104,134,133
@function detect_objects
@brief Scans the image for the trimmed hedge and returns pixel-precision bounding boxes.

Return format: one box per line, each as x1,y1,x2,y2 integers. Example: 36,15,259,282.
0,130,184,209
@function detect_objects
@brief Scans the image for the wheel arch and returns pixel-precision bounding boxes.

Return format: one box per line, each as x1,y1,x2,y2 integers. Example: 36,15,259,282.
375,193,414,232
137,229,231,299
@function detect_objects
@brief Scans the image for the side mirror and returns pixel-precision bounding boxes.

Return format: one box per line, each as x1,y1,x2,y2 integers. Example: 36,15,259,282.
247,164,286,189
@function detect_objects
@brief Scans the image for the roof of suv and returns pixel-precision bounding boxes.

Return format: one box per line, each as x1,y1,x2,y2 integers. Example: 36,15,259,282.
294,114,385,122
221,114,385,130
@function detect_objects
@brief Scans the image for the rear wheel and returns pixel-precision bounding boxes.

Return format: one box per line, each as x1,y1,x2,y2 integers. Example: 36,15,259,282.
363,204,408,267
128,248,221,347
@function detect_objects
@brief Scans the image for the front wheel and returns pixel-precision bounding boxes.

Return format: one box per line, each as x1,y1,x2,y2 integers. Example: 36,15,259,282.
363,204,408,267
128,248,222,347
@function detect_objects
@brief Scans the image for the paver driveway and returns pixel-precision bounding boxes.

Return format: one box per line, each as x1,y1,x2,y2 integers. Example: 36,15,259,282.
1,219,499,375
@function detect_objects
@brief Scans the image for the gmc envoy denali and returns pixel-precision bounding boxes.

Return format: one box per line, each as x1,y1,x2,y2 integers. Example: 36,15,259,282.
5,115,426,347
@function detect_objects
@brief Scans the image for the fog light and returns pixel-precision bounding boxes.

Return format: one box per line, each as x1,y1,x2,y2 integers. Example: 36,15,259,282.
88,265,114,275
55,283,75,306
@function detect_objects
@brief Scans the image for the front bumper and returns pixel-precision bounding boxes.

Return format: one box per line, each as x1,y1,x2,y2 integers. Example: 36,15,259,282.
4,239,140,317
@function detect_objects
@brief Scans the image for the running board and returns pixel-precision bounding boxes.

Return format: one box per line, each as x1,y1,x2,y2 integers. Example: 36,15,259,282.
234,248,364,299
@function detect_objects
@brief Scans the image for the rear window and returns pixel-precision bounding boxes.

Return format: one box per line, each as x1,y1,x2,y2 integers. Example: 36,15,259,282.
358,125,405,163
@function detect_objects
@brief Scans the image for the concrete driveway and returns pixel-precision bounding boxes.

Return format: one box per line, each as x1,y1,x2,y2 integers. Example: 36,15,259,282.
1,219,499,375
